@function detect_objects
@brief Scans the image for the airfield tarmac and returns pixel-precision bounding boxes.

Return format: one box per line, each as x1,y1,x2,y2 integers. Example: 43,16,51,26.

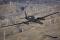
0,2,60,40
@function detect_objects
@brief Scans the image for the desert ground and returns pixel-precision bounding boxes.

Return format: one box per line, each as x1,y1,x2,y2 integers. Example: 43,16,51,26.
0,1,60,40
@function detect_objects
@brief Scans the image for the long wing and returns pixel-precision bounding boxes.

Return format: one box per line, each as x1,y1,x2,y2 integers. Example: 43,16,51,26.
37,12,60,20
1,21,30,28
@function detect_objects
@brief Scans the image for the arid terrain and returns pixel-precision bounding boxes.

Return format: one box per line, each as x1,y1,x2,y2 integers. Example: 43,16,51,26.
0,1,60,40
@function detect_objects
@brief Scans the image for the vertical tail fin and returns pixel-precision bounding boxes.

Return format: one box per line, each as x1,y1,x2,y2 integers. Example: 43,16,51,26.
25,11,28,19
